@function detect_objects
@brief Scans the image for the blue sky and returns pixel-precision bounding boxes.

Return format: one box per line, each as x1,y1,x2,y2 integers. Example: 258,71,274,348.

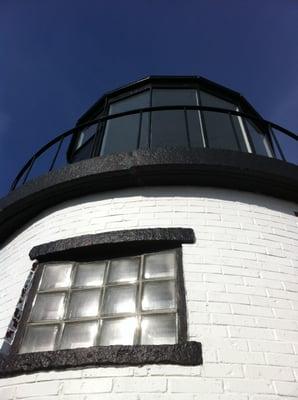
0,0,297,196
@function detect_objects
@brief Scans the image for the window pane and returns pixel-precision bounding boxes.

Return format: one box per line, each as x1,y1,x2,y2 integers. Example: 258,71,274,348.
74,262,106,287
141,314,176,345
101,115,140,155
19,325,59,353
101,91,150,156
60,321,98,349
151,110,188,148
187,110,205,148
151,89,204,149
142,281,176,311
71,139,95,162
99,317,137,345
108,257,139,284
200,91,246,152
39,263,72,290
144,250,176,279
67,290,101,319
152,89,198,106
76,123,98,149
109,91,149,114
30,293,65,321
245,119,273,157
102,285,136,315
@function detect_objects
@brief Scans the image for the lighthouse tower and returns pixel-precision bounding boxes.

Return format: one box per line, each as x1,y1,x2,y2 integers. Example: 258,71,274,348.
0,76,297,399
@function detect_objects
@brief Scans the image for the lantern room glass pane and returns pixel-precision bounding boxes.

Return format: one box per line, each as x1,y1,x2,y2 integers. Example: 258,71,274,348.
144,250,176,279
151,89,203,149
245,119,273,157
102,285,137,315
200,92,247,152
74,262,106,288
108,257,139,284
152,89,197,106
142,281,176,311
101,91,150,156
19,324,59,353
39,263,72,290
30,293,65,321
151,110,189,148
60,321,98,349
141,314,176,345
99,317,137,346
76,123,98,149
67,290,101,319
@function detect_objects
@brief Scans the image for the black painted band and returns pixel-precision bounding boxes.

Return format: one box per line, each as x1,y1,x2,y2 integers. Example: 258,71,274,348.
29,228,195,262
0,148,297,244
0,341,202,378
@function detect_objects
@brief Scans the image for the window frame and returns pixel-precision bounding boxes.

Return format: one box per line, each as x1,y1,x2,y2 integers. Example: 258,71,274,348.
0,228,202,378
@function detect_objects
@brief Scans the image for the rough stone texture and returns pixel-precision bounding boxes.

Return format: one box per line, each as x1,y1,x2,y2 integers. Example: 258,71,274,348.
29,227,195,261
0,342,202,378
0,186,297,399
0,147,297,244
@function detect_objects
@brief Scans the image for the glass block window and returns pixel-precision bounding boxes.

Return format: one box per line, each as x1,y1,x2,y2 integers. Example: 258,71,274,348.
19,249,183,353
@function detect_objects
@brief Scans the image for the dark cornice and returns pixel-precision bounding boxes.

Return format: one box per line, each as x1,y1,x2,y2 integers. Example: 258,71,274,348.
0,148,297,245
0,341,202,378
29,228,195,262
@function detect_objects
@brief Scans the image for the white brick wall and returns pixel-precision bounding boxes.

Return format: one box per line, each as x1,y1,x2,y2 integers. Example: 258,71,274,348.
0,186,297,399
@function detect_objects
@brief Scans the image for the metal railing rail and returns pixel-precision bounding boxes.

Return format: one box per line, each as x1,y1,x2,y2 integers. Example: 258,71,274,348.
10,106,298,191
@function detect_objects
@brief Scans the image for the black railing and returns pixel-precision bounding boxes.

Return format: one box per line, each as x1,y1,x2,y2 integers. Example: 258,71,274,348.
10,106,298,191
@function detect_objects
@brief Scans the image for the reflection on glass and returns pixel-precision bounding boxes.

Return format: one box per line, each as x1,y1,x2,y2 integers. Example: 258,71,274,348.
151,110,189,148
101,91,150,156
144,251,176,279
245,119,273,157
76,124,98,149
67,290,101,319
30,293,65,321
99,317,137,345
74,262,106,287
142,281,176,311
141,314,176,345
152,89,197,106
19,325,59,353
40,263,72,290
200,92,246,152
151,88,204,148
108,257,139,283
60,321,98,349
102,285,136,315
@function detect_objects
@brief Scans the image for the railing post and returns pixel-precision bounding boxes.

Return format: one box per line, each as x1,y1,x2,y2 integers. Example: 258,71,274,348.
49,136,64,172
184,108,191,149
137,111,143,149
22,155,36,185
269,125,286,161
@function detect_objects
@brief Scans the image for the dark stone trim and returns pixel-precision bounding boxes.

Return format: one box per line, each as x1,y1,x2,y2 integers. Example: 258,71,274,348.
29,228,195,262
0,148,297,244
0,341,202,378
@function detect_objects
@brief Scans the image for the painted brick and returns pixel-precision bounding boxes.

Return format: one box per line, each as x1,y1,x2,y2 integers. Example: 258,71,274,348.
245,365,294,381
0,187,296,399
114,377,166,393
16,381,61,397
274,381,298,396
63,378,113,394
168,377,223,393
224,379,274,394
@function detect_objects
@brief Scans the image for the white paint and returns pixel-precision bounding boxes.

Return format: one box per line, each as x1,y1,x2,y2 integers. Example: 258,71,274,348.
0,186,297,399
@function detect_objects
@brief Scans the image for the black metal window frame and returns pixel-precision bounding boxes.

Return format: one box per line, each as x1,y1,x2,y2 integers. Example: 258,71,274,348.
0,228,202,378
68,81,276,162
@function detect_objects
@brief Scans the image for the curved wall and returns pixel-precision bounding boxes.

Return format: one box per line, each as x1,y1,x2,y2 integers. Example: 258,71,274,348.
0,186,297,398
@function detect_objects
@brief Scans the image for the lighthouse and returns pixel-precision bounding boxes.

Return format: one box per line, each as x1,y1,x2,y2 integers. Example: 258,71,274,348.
0,76,297,398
